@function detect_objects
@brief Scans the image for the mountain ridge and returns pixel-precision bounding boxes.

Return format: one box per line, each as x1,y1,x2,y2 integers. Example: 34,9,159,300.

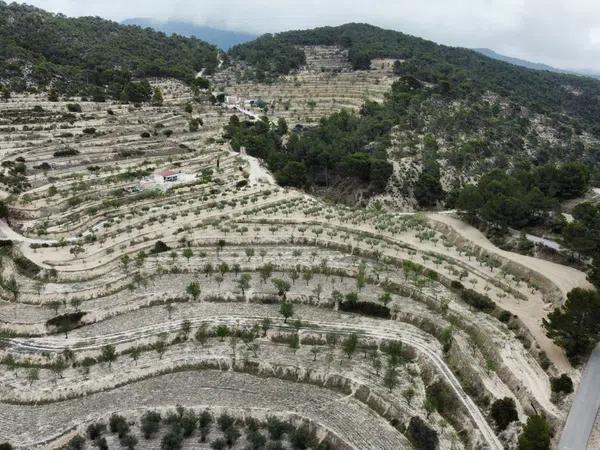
122,18,257,50
473,47,600,79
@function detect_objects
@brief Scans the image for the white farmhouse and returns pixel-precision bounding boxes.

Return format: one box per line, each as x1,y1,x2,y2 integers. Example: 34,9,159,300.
154,169,180,184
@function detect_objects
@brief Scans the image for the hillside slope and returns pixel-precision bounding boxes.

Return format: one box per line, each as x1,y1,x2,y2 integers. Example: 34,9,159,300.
224,26,600,210
232,23,600,133
0,2,218,95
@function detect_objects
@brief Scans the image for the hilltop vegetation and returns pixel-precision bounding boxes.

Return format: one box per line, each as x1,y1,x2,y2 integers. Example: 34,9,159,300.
235,23,600,133
0,2,217,96
228,34,306,79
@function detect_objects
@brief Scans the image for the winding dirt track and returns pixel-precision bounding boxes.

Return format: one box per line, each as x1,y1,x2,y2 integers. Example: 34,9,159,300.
8,315,503,450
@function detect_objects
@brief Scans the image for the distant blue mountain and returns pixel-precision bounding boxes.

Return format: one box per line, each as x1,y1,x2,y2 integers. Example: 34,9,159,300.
474,48,567,73
122,18,257,50
474,48,600,79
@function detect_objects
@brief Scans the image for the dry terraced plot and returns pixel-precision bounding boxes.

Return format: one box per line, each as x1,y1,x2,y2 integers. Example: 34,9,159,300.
0,76,591,450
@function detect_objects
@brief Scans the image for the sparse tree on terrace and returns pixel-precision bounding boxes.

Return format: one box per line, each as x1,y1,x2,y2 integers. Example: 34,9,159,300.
238,273,251,296
48,300,61,316
70,298,82,312
343,333,358,359
51,357,67,380
310,346,320,361
272,278,291,299
379,291,392,306
195,324,208,346
180,320,192,339
101,344,117,369
153,339,167,359
164,303,175,320
120,254,130,272
259,263,274,284
183,248,193,261
383,364,398,392
289,269,299,284
129,347,142,365
246,341,260,357
186,281,201,301
261,317,272,337
216,325,229,341
372,353,382,375
302,269,313,286
280,302,294,323
27,367,39,385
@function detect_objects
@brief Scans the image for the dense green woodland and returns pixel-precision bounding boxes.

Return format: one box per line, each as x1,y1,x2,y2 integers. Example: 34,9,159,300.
229,35,306,80
224,111,392,197
454,163,590,229
0,2,217,96
544,288,600,364
233,23,600,133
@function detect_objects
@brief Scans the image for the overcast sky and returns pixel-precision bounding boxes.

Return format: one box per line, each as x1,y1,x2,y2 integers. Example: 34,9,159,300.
16,0,600,72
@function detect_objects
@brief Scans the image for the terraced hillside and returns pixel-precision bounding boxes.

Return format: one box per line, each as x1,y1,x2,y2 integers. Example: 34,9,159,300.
218,47,394,124
0,77,593,450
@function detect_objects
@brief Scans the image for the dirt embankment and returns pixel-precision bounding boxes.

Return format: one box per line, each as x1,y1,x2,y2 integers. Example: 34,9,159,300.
427,214,593,303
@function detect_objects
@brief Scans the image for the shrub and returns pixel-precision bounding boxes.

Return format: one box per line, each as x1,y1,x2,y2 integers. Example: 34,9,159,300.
65,435,85,450
109,414,130,437
140,411,161,439
94,437,108,450
518,415,551,450
450,280,464,290
339,300,390,318
45,311,86,337
498,310,512,323
161,428,183,450
151,240,171,254
119,434,138,449
289,423,318,449
407,416,439,450
461,289,495,312
140,131,151,138
210,439,227,450
246,430,267,450
550,374,574,394
86,422,106,440
217,412,235,432
491,397,519,430
66,103,82,112
53,149,80,157
83,127,96,135
426,380,458,416
266,416,289,440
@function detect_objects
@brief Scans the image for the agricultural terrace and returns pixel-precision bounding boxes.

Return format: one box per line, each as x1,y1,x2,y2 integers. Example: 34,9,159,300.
0,74,591,450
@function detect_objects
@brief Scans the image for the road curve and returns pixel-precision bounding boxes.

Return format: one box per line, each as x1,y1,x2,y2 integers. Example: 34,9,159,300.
558,343,600,450
8,315,503,450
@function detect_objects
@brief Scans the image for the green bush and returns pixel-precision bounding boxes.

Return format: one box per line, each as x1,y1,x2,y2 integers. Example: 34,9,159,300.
550,374,574,394
461,289,496,312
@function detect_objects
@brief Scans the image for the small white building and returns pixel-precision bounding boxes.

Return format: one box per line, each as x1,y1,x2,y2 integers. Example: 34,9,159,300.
154,169,180,184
